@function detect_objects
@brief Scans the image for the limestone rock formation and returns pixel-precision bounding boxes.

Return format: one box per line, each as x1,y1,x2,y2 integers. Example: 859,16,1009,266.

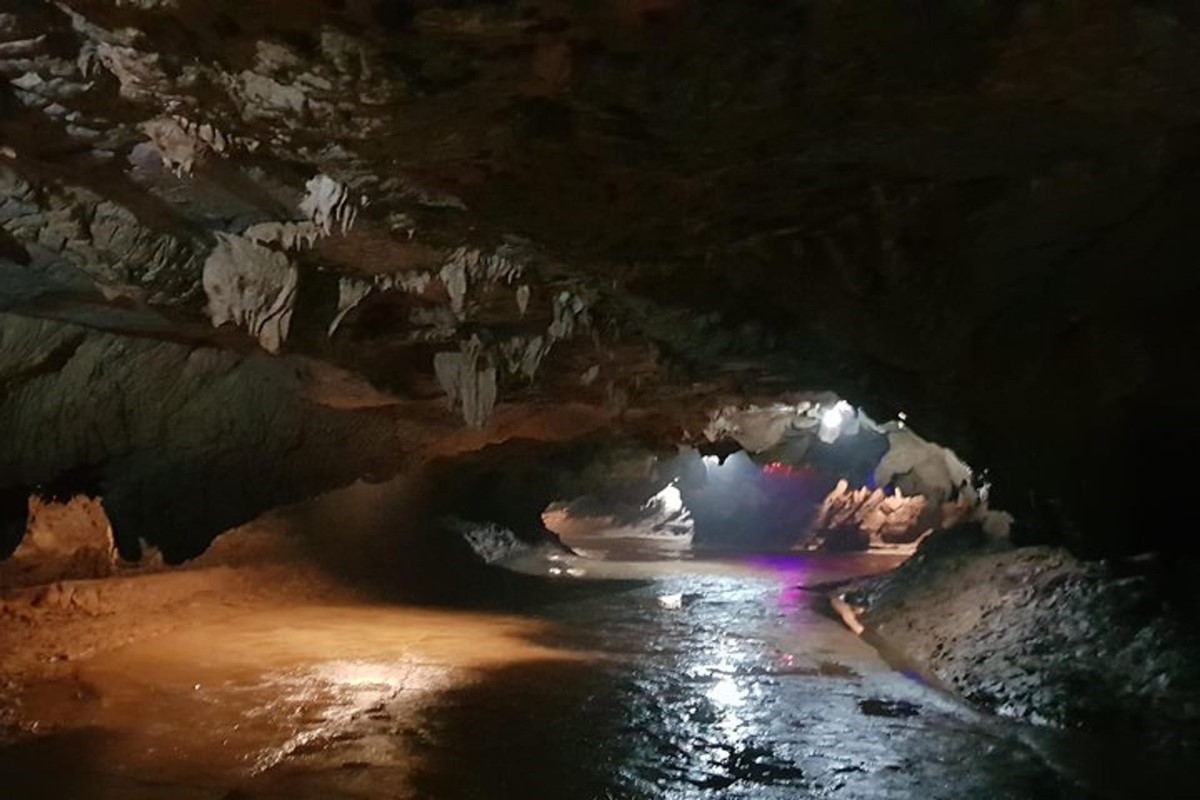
434,336,498,429
812,480,932,548
202,232,298,352
0,0,1197,559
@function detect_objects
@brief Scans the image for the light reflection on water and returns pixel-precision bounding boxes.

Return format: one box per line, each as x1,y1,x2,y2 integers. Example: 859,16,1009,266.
246,658,456,775
742,553,815,612
1,603,576,793
0,552,1092,800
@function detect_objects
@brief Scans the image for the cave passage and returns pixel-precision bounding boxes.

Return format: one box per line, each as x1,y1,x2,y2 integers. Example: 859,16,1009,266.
4,0,1200,797
0,522,1091,800
540,396,1003,562
0,410,1160,800
3,394,1187,799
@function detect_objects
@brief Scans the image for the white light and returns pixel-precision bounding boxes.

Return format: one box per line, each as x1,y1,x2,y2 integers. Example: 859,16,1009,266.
822,401,852,427
648,483,684,514
820,406,844,430
707,677,745,707
313,661,412,690
702,455,719,467
658,593,683,609
818,400,856,443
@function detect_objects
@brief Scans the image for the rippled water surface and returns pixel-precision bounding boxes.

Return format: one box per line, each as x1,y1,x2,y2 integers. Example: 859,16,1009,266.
0,550,1093,799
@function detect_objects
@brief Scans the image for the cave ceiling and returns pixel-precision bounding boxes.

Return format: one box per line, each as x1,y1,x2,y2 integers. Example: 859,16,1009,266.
2,0,1199,557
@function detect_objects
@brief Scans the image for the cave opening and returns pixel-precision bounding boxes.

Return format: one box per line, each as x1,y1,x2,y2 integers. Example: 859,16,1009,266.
538,395,1004,566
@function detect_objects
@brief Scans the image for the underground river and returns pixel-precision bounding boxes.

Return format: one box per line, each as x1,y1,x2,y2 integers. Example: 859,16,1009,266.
0,529,1107,800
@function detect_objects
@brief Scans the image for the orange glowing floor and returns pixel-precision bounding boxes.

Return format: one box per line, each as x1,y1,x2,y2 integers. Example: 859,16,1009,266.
0,531,1094,800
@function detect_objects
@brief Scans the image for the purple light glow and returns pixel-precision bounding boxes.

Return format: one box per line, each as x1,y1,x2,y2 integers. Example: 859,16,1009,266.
742,554,811,611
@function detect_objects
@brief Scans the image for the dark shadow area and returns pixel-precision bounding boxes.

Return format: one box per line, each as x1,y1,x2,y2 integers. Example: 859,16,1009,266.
0,728,220,800
272,471,649,611
406,660,637,800
0,487,27,559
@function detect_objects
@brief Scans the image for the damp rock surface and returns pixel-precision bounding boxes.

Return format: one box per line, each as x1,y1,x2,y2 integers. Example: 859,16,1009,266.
846,538,1200,741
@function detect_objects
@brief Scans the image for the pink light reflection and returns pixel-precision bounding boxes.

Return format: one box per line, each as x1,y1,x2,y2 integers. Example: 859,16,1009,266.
742,554,811,612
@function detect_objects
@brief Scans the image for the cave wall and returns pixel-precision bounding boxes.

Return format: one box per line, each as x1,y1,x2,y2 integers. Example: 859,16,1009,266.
0,313,407,561
1,1,1197,559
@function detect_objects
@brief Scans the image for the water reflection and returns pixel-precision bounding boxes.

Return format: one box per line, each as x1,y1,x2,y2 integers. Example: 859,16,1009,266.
489,559,1087,800
742,554,813,611
0,554,1091,800
708,676,746,708
248,658,453,775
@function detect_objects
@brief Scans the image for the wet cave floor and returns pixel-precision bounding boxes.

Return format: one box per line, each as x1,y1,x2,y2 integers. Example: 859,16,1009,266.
0,545,1102,799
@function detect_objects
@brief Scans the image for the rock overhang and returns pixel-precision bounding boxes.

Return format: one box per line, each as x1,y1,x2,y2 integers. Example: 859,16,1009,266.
1,1,1198,557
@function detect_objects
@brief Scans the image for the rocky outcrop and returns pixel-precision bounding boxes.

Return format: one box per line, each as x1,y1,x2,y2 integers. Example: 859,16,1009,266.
202,232,297,352
434,336,498,429
0,163,208,304
0,496,118,587
842,536,1200,739
0,313,406,561
811,480,935,548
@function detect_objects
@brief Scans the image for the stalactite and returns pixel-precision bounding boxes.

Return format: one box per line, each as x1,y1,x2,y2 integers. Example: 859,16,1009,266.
300,174,364,236
201,233,297,352
434,336,497,428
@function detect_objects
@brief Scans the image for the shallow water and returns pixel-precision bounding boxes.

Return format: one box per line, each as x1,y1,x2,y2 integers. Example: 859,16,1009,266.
0,549,1094,799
